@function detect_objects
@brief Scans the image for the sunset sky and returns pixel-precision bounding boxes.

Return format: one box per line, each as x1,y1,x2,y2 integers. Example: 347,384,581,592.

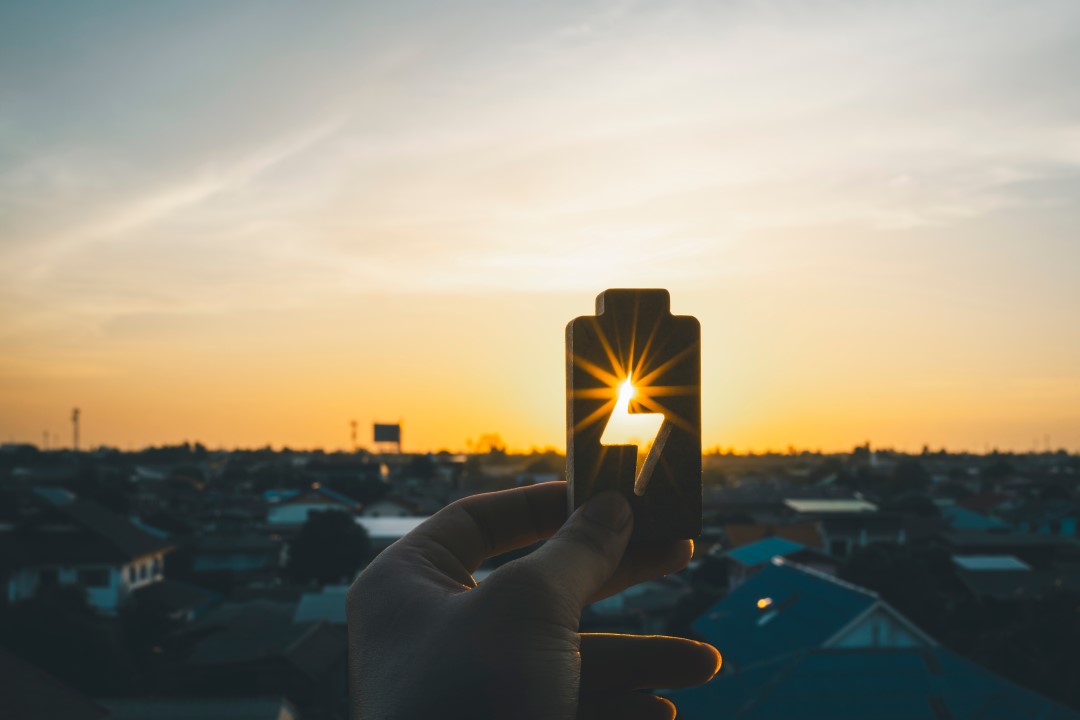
2,0,1079,453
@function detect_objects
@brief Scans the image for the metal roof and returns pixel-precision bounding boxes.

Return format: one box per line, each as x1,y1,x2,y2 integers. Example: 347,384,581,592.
692,560,877,669
941,505,1008,530
784,499,878,514
952,554,1031,571
356,516,427,540
668,648,1080,720
293,586,349,625
725,537,806,567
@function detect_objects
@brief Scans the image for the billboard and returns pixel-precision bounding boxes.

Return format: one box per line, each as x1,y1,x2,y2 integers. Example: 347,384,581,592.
373,423,401,444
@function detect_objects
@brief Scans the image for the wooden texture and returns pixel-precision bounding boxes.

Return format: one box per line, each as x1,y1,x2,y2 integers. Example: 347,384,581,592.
566,289,701,541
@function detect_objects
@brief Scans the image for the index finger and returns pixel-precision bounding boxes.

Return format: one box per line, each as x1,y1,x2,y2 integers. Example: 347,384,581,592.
403,481,569,578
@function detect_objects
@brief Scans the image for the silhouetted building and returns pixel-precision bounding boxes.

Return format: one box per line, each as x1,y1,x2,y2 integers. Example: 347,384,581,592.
0,489,173,614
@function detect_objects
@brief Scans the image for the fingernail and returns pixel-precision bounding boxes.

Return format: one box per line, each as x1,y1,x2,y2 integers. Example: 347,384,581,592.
582,492,632,531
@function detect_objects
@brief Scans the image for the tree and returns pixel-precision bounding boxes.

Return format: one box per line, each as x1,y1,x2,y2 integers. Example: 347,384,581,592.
473,433,507,455
840,544,963,641
406,454,437,481
286,510,371,584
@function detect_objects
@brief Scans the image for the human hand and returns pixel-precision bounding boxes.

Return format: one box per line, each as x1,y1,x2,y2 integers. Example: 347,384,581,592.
346,481,721,719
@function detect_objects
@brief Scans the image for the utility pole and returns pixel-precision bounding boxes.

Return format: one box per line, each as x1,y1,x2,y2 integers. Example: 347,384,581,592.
72,408,80,452
350,420,358,452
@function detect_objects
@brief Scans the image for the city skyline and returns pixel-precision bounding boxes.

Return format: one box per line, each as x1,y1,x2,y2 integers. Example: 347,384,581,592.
2,1,1079,453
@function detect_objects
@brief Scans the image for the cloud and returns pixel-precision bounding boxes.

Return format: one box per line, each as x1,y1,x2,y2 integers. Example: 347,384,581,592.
4,0,1080,306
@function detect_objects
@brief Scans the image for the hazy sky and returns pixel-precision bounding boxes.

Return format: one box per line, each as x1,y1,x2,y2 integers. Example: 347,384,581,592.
2,0,1079,452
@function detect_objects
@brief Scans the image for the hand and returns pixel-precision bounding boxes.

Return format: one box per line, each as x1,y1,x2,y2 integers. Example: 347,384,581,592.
346,481,721,719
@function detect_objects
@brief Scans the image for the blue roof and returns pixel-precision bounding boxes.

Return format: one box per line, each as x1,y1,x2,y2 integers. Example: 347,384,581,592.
31,486,75,505
314,485,359,506
668,648,1080,720
942,505,1008,530
726,537,806,567
692,560,876,669
263,489,301,502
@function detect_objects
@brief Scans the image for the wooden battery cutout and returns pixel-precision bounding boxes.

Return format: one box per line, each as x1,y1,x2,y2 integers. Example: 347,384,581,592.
566,289,701,541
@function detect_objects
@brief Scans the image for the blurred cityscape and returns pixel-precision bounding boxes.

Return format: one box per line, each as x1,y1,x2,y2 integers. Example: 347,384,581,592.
2,439,1079,719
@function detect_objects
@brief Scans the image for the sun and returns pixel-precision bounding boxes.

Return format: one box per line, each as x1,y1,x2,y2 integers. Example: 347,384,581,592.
600,376,665,490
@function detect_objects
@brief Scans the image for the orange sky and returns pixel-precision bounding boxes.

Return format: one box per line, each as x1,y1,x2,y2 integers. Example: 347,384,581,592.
2,1,1079,452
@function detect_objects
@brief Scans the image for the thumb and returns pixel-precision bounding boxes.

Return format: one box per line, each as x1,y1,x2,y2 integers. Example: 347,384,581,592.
507,492,633,609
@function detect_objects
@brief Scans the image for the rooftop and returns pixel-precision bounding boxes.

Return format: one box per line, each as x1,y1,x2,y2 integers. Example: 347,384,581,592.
2,490,174,566
952,555,1031,571
726,537,807,567
668,648,1080,720
941,505,1008,530
0,649,109,720
293,585,349,625
693,559,879,668
356,516,427,541
784,499,878,515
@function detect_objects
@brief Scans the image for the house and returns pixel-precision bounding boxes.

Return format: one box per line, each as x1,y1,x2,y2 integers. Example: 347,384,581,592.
818,514,905,557
950,554,1071,600
667,647,1080,720
721,537,838,590
356,516,427,555
0,489,173,615
266,485,360,527
293,585,349,625
940,504,1008,530
1007,501,1080,538
360,495,419,518
782,499,905,557
692,559,935,671
935,531,1080,571
187,534,285,582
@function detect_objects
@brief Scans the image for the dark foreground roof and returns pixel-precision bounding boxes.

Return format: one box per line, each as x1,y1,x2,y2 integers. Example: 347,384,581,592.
668,648,1080,720
0,649,110,720
104,697,294,720
185,600,345,681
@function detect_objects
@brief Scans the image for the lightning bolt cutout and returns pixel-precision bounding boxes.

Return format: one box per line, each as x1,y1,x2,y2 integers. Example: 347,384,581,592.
600,378,667,496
